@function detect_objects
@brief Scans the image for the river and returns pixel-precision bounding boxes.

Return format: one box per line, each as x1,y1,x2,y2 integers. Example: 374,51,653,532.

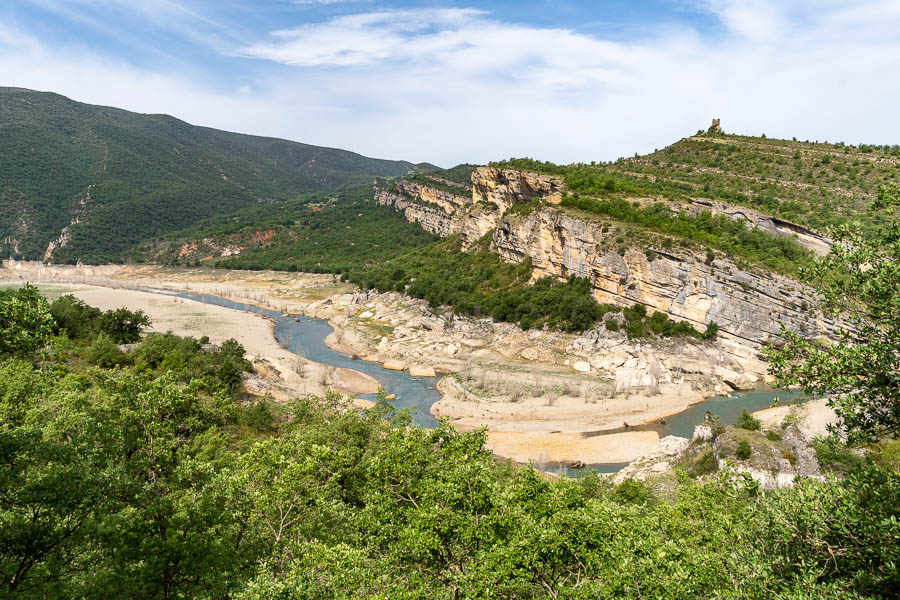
169,289,802,472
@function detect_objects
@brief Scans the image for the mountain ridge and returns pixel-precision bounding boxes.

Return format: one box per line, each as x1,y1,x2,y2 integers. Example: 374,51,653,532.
0,87,429,262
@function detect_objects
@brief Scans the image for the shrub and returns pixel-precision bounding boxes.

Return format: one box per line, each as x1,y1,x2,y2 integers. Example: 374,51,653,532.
736,440,752,460
0,284,54,357
98,307,151,344
241,399,277,433
612,479,656,506
49,295,102,339
88,333,126,368
735,408,762,431
813,439,865,475
689,450,719,477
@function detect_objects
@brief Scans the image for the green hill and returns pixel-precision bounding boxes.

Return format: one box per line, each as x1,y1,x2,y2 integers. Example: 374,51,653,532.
496,129,900,234
0,87,419,263
137,185,439,273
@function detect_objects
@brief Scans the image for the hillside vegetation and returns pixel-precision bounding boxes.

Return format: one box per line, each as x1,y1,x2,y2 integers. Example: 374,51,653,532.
0,87,417,263
1,286,898,598
496,130,899,234
346,234,716,338
140,185,439,272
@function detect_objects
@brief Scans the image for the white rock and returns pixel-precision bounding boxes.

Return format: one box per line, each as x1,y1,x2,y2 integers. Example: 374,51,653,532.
692,425,713,442
573,361,591,373
657,435,690,456
444,343,458,356
358,311,374,319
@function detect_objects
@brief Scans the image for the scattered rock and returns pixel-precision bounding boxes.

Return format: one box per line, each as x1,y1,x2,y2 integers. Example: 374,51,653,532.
383,359,406,371
409,365,436,377
692,424,714,443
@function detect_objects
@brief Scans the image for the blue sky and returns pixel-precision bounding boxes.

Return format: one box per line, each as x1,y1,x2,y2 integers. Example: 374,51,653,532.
2,1,899,166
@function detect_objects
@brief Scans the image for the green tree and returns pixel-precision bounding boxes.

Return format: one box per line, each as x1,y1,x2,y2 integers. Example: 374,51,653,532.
0,285,54,357
768,184,900,444
97,307,151,343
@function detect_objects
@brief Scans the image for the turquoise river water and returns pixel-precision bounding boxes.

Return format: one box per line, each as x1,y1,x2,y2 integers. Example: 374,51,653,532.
167,289,802,473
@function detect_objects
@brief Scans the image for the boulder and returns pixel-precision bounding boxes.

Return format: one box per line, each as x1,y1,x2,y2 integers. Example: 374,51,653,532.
409,366,436,377
573,361,591,373
383,360,406,371
358,310,374,319
692,424,714,442
657,435,690,456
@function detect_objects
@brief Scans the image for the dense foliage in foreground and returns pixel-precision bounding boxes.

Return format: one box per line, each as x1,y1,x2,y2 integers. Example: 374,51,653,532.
1,286,899,598
346,235,715,338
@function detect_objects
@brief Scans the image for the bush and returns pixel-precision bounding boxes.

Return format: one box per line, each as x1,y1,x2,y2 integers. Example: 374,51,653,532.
736,439,752,460
0,284,54,357
88,333,126,368
688,450,719,477
97,307,151,344
813,439,865,475
735,408,762,431
612,478,656,506
241,399,277,433
49,295,102,339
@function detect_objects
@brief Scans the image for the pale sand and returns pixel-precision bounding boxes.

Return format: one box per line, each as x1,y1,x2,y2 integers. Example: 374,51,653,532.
435,376,695,463
486,430,659,465
753,397,836,439
69,286,379,399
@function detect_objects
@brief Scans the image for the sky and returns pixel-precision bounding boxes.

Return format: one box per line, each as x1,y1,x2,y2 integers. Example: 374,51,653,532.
1,1,899,167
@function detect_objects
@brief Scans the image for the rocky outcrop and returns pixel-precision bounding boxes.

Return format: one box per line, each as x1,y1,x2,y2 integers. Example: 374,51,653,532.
471,167,564,209
375,180,471,237
492,207,830,350
376,167,565,247
375,167,835,364
687,198,831,256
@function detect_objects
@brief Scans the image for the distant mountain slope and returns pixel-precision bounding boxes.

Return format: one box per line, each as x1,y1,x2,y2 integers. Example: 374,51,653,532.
0,87,417,263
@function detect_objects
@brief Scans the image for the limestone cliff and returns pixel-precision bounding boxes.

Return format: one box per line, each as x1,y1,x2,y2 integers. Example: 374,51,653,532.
376,167,833,357
686,198,831,256
492,207,832,352
375,178,501,245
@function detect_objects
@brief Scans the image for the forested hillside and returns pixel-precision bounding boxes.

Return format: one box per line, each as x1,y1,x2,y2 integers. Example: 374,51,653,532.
1,285,898,598
0,88,420,263
139,185,439,272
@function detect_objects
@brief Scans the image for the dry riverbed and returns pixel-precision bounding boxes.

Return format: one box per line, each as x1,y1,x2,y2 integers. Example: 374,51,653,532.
1,261,769,466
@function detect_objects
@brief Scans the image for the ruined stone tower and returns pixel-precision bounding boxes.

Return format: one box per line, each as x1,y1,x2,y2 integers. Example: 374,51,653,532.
710,118,721,134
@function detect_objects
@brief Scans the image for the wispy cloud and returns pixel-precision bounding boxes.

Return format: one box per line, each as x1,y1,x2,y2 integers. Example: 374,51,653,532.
2,1,899,166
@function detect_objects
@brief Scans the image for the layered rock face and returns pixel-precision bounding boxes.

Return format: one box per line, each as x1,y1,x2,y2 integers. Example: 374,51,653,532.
492,207,829,348
470,167,564,208
376,167,832,361
375,180,471,238
375,175,505,246
687,198,831,256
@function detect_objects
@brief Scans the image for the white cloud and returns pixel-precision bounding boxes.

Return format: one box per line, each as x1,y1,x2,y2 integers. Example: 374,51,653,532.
2,2,900,166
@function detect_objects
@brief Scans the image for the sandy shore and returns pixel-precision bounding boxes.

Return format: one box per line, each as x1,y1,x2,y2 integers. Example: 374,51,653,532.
68,285,380,399
753,397,836,439
3,262,739,466
435,375,705,464
487,430,660,465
